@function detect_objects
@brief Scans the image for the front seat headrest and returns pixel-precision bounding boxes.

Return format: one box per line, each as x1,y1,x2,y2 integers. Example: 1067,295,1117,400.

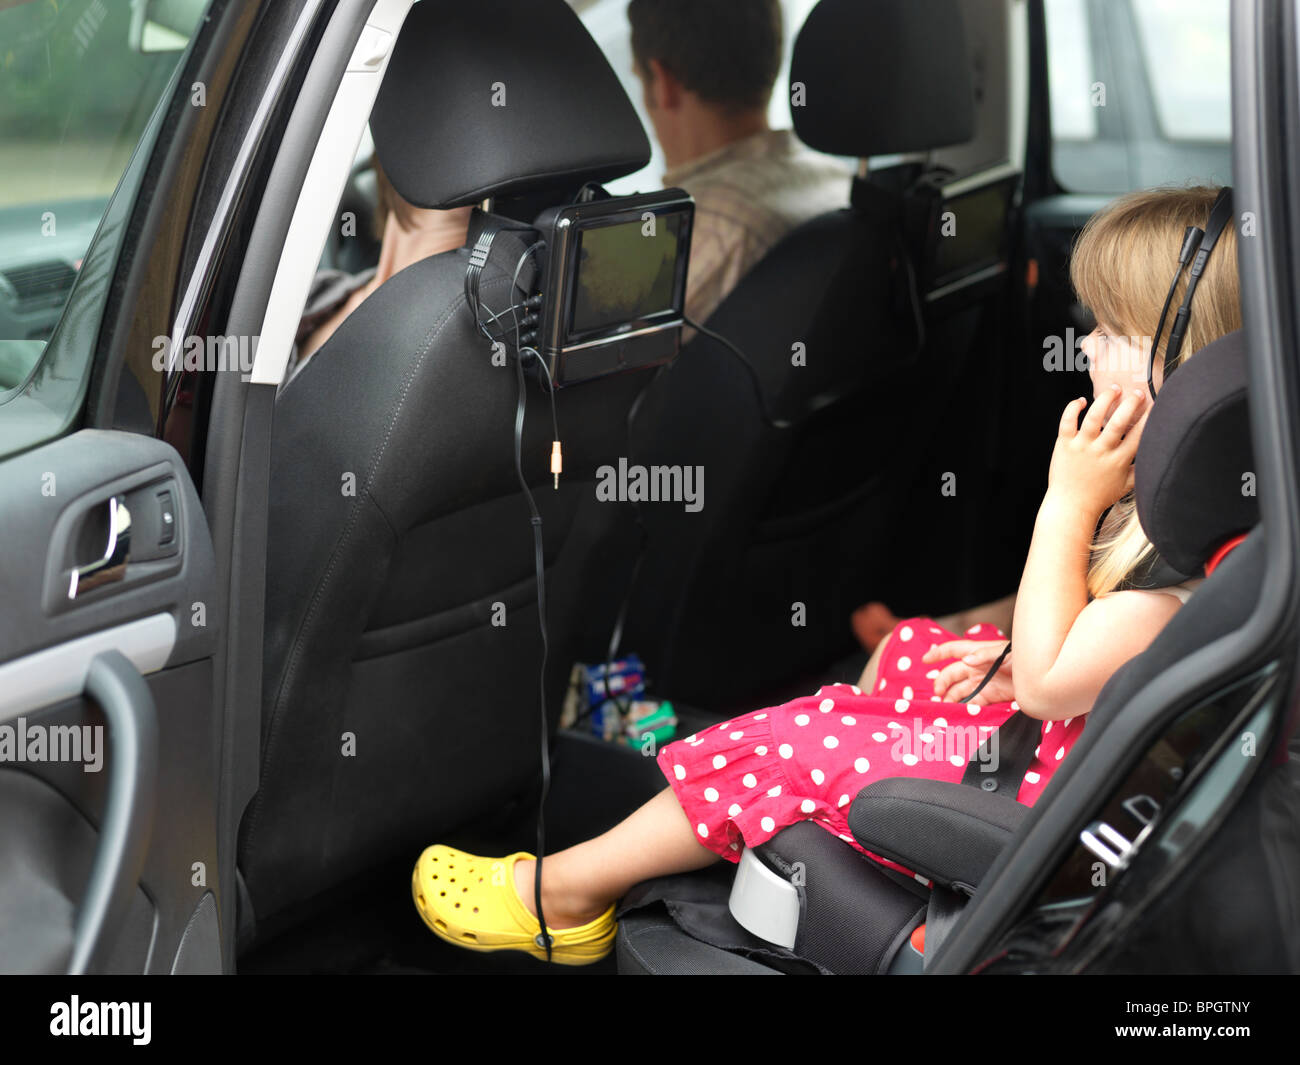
1135,329,1257,576
371,0,651,209
790,0,975,157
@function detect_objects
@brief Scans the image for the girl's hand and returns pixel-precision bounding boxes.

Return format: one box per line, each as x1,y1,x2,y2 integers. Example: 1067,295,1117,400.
1047,385,1149,516
923,639,1014,705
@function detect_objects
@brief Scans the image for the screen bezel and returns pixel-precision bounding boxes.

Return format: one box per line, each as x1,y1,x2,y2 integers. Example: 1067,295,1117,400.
558,201,694,349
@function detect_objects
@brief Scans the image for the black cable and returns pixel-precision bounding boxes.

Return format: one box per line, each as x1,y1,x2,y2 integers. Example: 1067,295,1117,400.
465,224,558,960
512,350,554,963
954,641,1012,704
683,315,792,430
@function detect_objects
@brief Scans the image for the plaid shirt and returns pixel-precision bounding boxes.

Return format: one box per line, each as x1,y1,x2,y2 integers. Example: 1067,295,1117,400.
664,128,851,329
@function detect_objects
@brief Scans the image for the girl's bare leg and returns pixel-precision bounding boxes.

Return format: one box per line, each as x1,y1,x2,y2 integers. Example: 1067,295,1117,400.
513,786,719,927
857,630,893,692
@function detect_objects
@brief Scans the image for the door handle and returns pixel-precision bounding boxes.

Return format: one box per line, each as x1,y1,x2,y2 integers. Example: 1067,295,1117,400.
68,495,131,600
67,650,158,975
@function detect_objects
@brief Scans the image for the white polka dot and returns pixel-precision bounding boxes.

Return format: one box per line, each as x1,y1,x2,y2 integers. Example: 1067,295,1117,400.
673,765,685,780
742,773,757,788
767,785,782,797
902,686,914,700
1010,701,1020,711
878,679,887,691
1024,772,1040,784
920,733,934,744
728,803,742,816
795,714,810,726
729,842,740,851
966,626,980,636
898,625,914,641
930,696,941,701
800,799,816,814
934,717,948,728
810,768,825,785
754,745,768,756
897,656,911,670
814,688,823,697
1034,746,1041,757
754,713,767,720
712,755,727,769
689,737,705,746
684,734,696,743
818,698,834,712
1063,718,1074,729
1055,747,1065,760
729,730,744,740
1045,721,1053,733
841,715,857,726
950,754,965,766
837,794,851,807
704,787,719,802
902,753,919,766
717,722,728,730
872,732,888,742
823,735,839,749
778,744,794,758
887,721,904,730
697,824,708,838
967,704,981,715
854,757,870,773
894,699,910,713
851,685,861,695
926,669,940,680
760,816,776,832
839,834,855,843
930,626,942,634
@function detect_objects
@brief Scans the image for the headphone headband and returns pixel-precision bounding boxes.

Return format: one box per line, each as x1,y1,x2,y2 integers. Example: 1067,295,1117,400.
1147,186,1233,399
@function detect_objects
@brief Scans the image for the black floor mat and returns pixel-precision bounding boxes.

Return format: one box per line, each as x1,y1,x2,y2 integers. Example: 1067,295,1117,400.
239,729,669,975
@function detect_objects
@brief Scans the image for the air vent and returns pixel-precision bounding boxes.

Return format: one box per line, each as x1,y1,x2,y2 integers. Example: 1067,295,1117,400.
2,260,76,304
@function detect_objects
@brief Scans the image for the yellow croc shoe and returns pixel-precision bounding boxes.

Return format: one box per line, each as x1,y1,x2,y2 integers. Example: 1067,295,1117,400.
411,845,616,966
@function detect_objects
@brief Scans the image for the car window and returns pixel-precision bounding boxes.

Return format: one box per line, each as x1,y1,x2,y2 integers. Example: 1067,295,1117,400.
1045,0,1232,194
0,0,207,416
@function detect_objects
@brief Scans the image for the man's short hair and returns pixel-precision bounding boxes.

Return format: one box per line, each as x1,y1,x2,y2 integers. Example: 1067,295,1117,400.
628,0,783,114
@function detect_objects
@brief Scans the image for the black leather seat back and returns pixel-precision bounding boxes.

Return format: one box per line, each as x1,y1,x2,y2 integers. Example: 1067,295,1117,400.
241,0,651,932
620,0,994,708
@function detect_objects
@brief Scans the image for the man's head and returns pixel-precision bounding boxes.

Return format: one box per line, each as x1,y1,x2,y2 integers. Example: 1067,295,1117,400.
628,0,783,169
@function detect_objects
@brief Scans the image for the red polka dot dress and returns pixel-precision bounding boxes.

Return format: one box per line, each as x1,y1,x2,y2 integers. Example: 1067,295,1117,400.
656,617,1087,876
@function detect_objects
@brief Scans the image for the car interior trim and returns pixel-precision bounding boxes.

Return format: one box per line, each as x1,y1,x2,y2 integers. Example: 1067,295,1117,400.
0,613,177,726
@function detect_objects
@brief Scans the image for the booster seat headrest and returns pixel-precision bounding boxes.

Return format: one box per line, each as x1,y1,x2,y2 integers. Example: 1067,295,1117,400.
1135,329,1257,575
371,0,651,210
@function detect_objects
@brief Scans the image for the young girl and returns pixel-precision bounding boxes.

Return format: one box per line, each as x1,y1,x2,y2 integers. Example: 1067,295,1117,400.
410,185,1242,965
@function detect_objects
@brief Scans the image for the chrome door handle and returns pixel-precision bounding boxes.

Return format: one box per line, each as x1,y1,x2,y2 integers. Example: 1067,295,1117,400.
68,495,131,600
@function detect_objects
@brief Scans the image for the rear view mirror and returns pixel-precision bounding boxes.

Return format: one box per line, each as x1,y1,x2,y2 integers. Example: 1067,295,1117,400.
128,0,206,53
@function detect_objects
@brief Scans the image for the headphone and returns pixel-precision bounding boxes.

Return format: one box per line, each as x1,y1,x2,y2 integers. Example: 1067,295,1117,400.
1147,186,1235,400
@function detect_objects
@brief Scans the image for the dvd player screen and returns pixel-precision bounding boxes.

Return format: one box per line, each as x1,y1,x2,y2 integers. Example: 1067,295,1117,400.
569,211,685,337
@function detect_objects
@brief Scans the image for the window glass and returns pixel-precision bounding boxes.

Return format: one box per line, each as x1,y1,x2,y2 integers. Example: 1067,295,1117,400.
0,0,206,395
1045,0,1231,194
1132,0,1231,141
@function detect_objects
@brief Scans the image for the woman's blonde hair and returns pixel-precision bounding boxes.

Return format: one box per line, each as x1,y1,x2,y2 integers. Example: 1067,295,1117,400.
1070,185,1242,596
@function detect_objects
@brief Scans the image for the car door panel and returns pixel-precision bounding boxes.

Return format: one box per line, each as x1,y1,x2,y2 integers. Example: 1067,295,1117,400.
0,429,221,973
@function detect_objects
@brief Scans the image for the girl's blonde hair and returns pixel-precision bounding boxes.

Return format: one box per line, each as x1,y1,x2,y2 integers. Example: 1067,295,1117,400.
1070,185,1242,596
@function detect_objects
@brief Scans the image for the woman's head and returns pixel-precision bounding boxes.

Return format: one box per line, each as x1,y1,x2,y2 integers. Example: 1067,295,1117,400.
1072,185,1241,398
1070,185,1242,596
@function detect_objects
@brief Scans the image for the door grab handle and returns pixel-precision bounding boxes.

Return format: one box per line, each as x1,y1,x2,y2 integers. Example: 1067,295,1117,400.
67,650,158,975
68,495,131,600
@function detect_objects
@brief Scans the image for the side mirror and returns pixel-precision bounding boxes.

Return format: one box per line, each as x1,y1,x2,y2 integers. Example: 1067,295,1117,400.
128,0,206,54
